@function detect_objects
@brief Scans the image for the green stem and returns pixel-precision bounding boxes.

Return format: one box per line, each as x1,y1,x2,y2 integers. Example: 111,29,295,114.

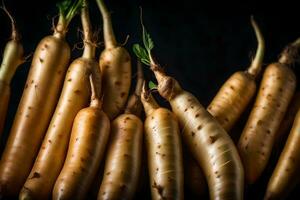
95,0,117,48
81,0,95,59
55,0,83,36
247,16,265,78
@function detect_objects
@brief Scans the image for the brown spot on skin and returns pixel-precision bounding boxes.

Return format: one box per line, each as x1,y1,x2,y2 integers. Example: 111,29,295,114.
53,125,56,128
162,154,166,157
277,103,281,108
152,182,165,199
67,78,72,82
120,184,126,191
68,99,72,102
195,114,199,118
214,171,218,174
25,114,29,118
124,154,130,158
76,138,79,142
151,116,154,120
158,145,161,149
71,154,75,158
58,134,63,138
209,136,217,144
224,118,229,122
44,44,48,48
115,81,121,86
106,172,111,176
48,140,52,144
279,88,283,92
266,130,271,135
31,80,34,84
197,125,202,130
25,84,28,89
289,156,295,164
230,86,234,90
57,70,62,75
184,108,188,112
34,84,38,88
216,175,221,178
102,192,106,195
125,56,130,62
125,117,130,120
120,92,126,98
245,144,248,150
74,90,81,94
41,146,46,150
156,168,159,171
191,106,194,109
191,132,195,137
244,136,248,140
30,172,40,179
261,152,265,156
285,168,290,172
39,57,44,63
80,157,86,162
188,99,192,102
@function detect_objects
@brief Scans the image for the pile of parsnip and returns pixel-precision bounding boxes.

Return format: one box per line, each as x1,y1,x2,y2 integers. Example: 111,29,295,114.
0,0,300,200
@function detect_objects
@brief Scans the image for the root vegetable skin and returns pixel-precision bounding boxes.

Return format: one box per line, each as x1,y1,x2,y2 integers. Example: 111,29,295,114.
53,74,110,200
98,61,143,200
99,47,131,119
238,62,296,184
0,35,70,197
0,1,83,196
133,24,244,199
207,18,264,132
264,109,300,200
96,0,131,119
142,101,184,200
19,2,99,198
98,114,143,200
19,58,98,200
0,7,24,138
53,106,110,200
208,72,256,131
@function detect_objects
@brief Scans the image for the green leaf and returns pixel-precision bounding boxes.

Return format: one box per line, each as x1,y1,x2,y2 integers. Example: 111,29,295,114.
142,26,154,52
148,81,157,89
133,44,150,66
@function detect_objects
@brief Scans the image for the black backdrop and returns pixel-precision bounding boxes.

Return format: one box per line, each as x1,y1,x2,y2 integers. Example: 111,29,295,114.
0,0,300,199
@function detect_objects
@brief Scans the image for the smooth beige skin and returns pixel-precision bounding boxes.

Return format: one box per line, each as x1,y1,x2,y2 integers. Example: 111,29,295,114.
19,58,99,200
184,153,207,197
207,18,264,132
141,91,184,200
151,68,244,200
238,63,296,184
264,109,300,200
0,34,70,197
0,39,24,137
98,114,143,200
100,47,131,119
53,107,110,200
96,0,131,120
208,72,256,132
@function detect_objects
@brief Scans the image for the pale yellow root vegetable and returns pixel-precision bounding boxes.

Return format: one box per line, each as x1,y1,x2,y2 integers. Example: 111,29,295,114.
0,1,82,197
19,1,100,199
207,17,264,132
52,74,110,200
0,6,24,138
238,38,299,184
95,0,131,120
98,62,143,200
264,106,300,200
133,23,244,199
141,83,184,200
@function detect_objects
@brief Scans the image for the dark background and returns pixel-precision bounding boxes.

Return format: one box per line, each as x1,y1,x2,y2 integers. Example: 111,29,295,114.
0,0,300,199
